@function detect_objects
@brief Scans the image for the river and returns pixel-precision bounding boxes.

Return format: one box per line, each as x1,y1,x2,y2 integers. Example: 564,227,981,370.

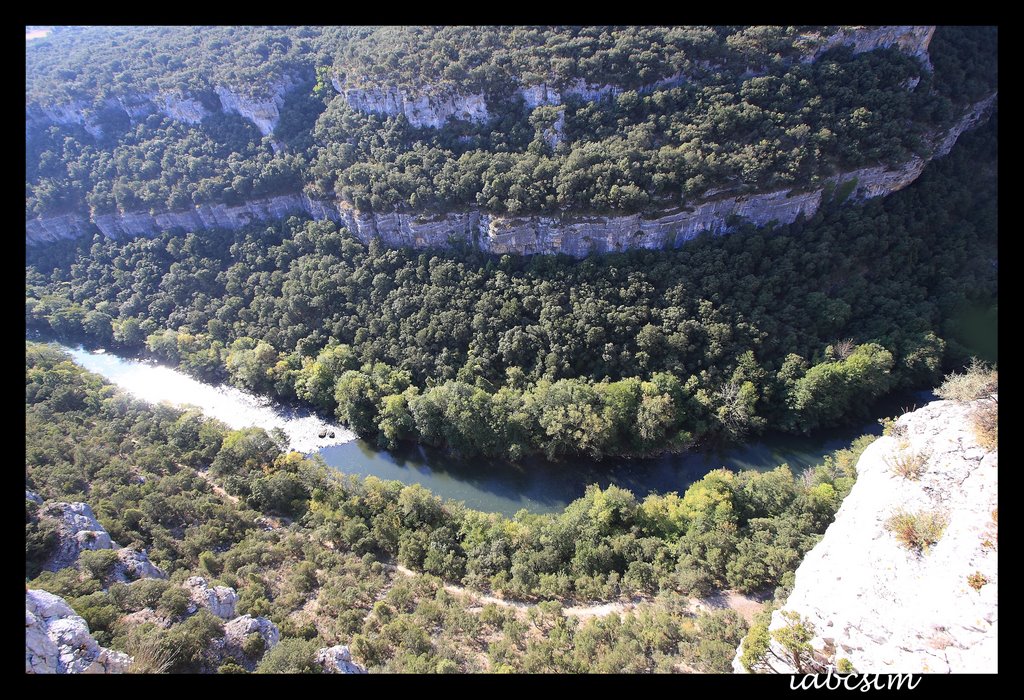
60,343,928,517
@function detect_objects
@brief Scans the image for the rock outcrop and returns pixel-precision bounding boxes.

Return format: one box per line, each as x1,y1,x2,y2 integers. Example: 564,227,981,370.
184,576,239,620
332,26,933,132
215,76,297,137
334,80,489,129
26,76,299,140
315,645,368,674
113,547,167,582
36,499,166,581
734,396,998,673
26,589,131,674
213,614,280,671
39,502,114,572
803,25,935,68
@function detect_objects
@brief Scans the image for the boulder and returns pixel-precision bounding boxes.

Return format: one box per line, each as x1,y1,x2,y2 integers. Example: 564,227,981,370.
183,576,238,620
26,589,131,674
111,547,167,582
315,645,368,674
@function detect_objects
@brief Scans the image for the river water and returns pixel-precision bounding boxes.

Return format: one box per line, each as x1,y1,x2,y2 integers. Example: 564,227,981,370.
61,344,928,516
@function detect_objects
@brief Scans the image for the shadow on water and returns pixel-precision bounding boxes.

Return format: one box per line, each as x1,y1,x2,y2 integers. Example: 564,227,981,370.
316,388,933,517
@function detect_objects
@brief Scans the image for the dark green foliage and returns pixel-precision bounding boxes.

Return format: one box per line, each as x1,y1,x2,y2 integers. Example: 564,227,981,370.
255,638,323,674
26,500,59,579
27,114,997,457
26,26,990,220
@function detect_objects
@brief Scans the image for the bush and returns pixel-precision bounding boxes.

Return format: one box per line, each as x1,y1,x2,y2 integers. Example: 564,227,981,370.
110,578,171,612
78,549,120,581
126,633,179,674
255,638,322,673
885,509,948,554
935,358,997,402
884,444,929,480
967,571,988,591
970,400,997,451
158,586,192,617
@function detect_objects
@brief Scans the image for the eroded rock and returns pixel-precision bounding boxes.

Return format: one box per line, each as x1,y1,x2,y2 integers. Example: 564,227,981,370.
315,645,368,674
26,589,131,674
184,576,238,620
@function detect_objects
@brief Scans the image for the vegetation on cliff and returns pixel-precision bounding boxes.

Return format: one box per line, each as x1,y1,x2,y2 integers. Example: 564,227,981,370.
27,114,996,458
25,26,995,220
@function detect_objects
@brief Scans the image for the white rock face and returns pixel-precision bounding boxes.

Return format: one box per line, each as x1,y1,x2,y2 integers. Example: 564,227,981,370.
223,615,280,651
156,92,209,124
215,614,280,670
316,645,368,674
113,547,167,582
734,397,998,673
215,77,296,137
184,576,239,620
805,26,935,68
336,82,489,129
26,589,131,674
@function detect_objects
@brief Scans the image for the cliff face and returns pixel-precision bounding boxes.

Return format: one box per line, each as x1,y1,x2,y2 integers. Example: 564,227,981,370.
804,25,935,67
734,396,998,674
333,79,490,128
26,95,994,256
331,26,933,131
215,76,297,137
26,79,297,140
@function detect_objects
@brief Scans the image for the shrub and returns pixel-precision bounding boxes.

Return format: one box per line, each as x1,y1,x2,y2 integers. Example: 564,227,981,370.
970,399,997,451
158,586,192,617
885,509,948,554
242,632,268,658
884,444,929,480
967,571,988,591
255,638,322,673
78,549,120,581
127,633,179,674
935,358,997,402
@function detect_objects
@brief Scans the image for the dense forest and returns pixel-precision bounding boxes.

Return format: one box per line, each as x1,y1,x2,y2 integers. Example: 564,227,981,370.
27,342,874,672
25,24,998,675
27,113,997,459
25,26,996,220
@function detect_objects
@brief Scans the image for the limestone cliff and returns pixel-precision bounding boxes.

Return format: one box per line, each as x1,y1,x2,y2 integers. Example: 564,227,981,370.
25,78,298,140
803,25,935,67
733,396,997,673
333,79,489,129
331,26,933,131
26,94,995,257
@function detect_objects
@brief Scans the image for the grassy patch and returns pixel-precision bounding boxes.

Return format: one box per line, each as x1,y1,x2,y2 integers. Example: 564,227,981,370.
885,509,948,554
884,444,930,480
970,399,997,451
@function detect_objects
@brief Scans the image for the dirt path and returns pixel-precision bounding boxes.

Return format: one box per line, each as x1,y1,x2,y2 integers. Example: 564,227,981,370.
688,590,767,624
195,469,239,505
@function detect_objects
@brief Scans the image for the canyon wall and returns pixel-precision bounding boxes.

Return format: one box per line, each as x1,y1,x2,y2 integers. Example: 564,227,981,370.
26,94,995,257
